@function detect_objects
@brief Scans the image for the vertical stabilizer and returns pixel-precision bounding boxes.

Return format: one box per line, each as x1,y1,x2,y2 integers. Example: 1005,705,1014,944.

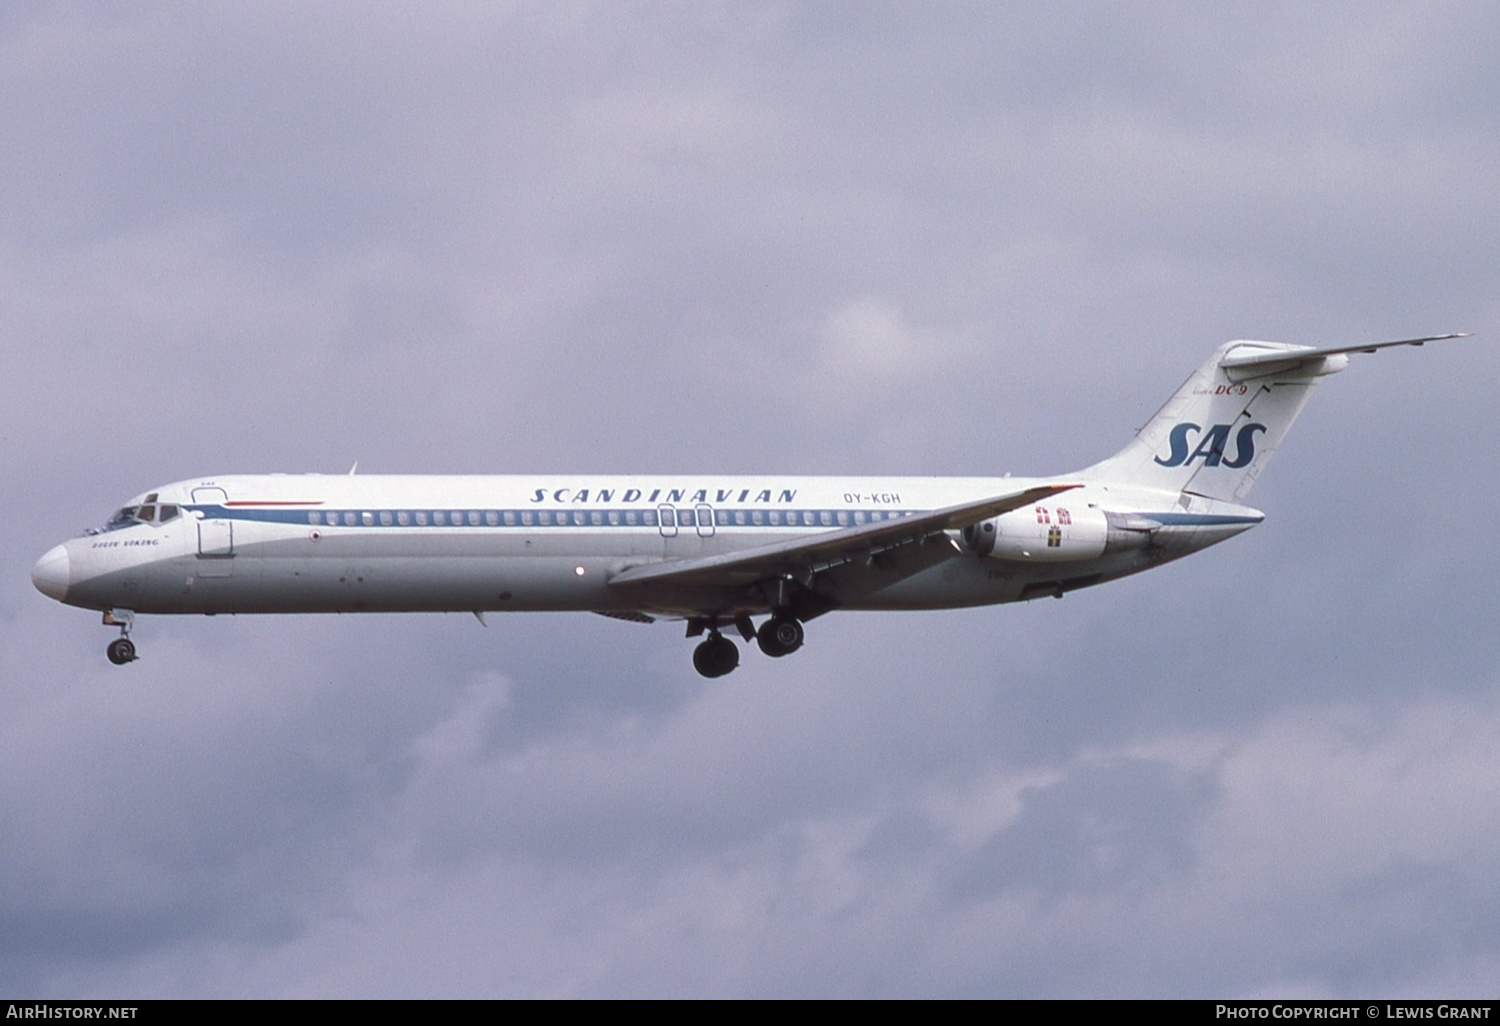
1080,341,1348,502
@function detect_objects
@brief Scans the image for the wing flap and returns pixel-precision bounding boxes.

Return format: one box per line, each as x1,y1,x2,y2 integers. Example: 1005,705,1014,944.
593,610,656,624
607,482,1080,592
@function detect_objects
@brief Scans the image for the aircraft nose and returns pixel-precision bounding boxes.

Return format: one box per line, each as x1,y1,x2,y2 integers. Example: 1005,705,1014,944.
32,544,70,602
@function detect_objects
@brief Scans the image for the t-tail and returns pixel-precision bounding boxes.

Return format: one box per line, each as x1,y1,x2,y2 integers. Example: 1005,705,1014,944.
1080,335,1470,502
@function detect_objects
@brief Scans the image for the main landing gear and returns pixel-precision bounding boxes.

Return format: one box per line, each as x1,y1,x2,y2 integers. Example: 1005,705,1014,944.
692,633,740,678
104,608,138,665
756,615,804,658
689,614,806,678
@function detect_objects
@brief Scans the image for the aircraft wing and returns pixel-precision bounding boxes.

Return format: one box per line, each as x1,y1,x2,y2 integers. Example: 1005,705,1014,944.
607,482,1079,593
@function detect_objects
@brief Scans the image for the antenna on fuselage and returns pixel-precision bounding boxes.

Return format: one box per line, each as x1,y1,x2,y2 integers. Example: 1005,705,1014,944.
347,461,359,475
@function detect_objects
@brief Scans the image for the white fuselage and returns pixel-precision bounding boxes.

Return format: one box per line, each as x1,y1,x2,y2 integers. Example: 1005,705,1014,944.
32,472,1260,621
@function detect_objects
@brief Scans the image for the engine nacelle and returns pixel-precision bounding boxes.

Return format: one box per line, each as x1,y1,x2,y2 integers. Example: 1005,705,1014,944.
961,504,1149,562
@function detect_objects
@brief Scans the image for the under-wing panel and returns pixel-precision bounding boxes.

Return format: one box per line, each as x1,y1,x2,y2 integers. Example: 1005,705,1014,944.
607,483,1079,611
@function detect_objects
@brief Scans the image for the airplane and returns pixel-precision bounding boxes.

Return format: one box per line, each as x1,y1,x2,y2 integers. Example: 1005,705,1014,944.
32,335,1471,677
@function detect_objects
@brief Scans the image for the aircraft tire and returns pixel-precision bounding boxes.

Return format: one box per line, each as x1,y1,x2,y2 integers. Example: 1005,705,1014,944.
107,638,136,665
692,636,739,678
756,616,804,658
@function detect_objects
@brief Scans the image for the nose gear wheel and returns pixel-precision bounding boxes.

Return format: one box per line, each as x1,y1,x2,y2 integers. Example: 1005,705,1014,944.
103,608,138,665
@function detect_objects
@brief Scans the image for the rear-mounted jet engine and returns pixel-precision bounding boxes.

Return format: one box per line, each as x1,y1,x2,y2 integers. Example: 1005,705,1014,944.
961,505,1153,562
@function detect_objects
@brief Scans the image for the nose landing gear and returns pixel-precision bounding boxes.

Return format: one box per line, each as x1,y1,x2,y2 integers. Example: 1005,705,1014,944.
103,608,138,665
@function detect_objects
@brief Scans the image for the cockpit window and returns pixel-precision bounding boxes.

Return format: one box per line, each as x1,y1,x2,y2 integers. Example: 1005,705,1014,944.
87,496,180,534
100,500,177,531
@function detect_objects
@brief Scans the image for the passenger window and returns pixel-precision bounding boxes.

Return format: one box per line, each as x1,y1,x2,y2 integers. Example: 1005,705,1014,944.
539,510,552,525
486,511,499,526
643,510,657,526
433,511,446,525
397,511,410,526
308,511,321,525
625,510,638,526
504,511,516,526
836,511,849,526
521,510,534,526
751,510,764,526
379,511,392,526
362,512,375,526
679,509,695,527
590,511,603,526
415,511,428,525
607,511,620,526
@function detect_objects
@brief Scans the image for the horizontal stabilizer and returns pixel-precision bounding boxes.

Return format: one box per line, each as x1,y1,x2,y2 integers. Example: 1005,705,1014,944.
1219,334,1471,377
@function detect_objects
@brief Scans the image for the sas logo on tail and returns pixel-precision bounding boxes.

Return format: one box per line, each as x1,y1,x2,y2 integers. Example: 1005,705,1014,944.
1155,422,1268,468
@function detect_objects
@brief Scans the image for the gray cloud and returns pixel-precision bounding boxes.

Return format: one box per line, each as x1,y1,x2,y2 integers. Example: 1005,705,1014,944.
4,0,1500,997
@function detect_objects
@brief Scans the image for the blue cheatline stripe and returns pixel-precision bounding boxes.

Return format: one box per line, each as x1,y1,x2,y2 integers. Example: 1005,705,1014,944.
182,505,1261,531
1145,512,1264,526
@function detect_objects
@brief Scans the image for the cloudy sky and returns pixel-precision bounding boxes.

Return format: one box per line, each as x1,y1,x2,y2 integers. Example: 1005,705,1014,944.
4,1,1500,998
